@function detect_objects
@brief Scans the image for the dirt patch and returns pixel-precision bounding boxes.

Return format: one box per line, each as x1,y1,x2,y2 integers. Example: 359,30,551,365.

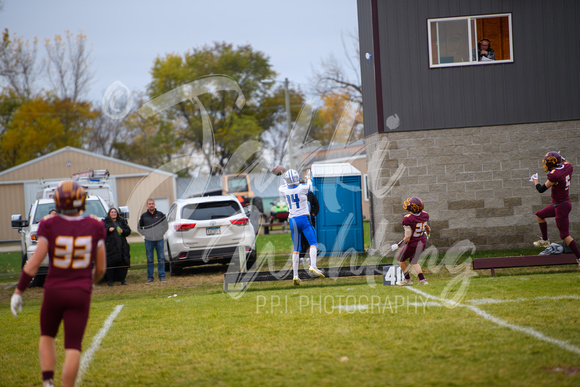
546,366,580,376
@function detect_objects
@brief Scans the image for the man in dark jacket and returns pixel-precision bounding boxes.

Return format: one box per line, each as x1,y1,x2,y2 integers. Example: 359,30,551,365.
138,198,168,283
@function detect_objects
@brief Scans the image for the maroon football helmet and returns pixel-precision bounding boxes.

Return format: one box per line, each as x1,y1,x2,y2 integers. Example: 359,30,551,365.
54,180,86,213
403,196,424,214
542,151,562,171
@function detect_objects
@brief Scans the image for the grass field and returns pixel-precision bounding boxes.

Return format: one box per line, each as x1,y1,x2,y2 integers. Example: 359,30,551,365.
1,227,579,386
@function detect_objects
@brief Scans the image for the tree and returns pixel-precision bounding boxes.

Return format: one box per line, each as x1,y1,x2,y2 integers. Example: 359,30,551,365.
44,30,93,102
311,31,362,105
258,84,306,167
0,95,98,167
309,31,363,144
112,101,184,171
0,29,97,170
147,42,277,175
0,29,41,100
311,92,363,145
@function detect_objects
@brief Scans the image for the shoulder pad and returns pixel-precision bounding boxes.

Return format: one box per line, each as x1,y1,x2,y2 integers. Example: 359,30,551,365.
403,214,411,218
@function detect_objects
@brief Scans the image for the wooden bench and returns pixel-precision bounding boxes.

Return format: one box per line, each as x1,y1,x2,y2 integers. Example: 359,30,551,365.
472,254,578,277
224,264,391,292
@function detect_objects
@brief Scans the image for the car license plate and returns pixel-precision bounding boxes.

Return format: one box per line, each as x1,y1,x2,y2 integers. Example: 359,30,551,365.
206,227,221,236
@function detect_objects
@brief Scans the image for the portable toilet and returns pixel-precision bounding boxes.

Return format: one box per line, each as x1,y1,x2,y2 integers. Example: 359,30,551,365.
310,163,364,255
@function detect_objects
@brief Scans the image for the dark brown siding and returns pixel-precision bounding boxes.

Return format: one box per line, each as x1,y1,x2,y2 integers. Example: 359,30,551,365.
358,0,580,135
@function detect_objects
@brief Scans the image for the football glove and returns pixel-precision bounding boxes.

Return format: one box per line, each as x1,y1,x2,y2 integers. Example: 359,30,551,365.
529,173,538,182
10,293,23,317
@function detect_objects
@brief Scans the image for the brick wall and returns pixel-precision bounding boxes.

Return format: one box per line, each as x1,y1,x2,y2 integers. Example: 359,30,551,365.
365,121,580,254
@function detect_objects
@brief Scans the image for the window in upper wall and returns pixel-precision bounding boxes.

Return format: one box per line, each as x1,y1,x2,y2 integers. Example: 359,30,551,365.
428,13,513,68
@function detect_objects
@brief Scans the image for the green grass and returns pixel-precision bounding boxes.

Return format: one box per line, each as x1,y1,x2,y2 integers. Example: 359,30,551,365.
1,267,579,386
1,223,579,386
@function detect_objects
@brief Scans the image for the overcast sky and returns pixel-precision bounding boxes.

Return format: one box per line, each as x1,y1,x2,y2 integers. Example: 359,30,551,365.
1,0,359,103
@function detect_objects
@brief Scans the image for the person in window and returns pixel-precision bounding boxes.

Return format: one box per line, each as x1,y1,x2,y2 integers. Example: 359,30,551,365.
478,39,495,61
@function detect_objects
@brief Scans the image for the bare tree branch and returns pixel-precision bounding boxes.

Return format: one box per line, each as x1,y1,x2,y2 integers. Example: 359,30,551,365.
0,29,42,99
310,30,362,105
44,30,93,102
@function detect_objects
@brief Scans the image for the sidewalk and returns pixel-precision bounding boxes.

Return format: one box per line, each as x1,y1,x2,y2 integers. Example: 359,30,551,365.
0,235,145,253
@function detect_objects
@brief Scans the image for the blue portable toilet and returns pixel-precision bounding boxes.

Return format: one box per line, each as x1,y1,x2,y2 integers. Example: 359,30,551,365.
310,163,364,255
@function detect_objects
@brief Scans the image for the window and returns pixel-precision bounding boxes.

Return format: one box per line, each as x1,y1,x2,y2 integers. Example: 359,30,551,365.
226,176,248,192
33,203,55,224
166,204,177,222
182,201,242,221
428,13,513,68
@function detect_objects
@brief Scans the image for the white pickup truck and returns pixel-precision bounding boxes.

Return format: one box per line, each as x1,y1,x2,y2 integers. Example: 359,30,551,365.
11,194,113,286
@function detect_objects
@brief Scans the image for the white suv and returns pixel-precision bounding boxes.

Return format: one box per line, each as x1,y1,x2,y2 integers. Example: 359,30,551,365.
164,195,256,275
11,195,110,286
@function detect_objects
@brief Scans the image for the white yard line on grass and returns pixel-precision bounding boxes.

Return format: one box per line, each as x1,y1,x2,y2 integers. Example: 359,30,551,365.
406,287,580,356
76,304,124,387
468,295,580,305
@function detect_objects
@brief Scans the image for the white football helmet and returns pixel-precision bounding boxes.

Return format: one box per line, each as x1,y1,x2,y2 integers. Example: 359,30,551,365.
283,169,300,186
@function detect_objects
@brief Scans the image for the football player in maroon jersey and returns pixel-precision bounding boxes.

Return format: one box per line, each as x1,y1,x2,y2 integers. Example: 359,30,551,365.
10,181,106,387
395,197,431,285
531,151,580,264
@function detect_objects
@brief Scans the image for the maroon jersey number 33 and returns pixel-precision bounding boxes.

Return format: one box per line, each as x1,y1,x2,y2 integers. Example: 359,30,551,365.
38,214,106,293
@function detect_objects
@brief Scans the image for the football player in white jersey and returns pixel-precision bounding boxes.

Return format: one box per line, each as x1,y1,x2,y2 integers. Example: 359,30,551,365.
279,169,325,285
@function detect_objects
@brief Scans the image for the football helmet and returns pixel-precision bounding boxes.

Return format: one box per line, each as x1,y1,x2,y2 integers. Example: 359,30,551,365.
542,151,562,171
403,196,424,214
283,169,300,186
54,180,86,213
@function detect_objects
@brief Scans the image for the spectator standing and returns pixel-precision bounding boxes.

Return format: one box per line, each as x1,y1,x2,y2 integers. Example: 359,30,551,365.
138,198,168,283
104,208,131,286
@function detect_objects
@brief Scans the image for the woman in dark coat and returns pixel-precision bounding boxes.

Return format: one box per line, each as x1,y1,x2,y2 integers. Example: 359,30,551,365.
104,208,131,285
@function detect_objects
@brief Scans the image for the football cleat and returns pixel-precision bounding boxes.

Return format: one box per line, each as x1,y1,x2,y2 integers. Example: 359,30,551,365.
283,169,301,186
54,180,86,213
403,197,424,214
533,239,551,248
308,266,325,278
539,243,564,255
542,151,562,171
293,276,301,286
396,279,413,286
418,279,429,285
